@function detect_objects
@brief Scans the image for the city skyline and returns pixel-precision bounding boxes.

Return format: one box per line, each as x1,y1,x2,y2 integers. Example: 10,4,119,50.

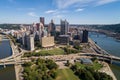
0,0,120,24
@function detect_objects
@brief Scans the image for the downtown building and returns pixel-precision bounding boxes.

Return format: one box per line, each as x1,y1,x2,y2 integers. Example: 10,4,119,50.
82,30,88,43
26,35,35,51
48,19,56,37
39,18,55,48
57,19,70,45
41,36,55,48
60,19,69,35
20,31,35,51
40,17,45,26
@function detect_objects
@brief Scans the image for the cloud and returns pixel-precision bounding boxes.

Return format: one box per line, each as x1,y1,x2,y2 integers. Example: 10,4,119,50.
54,0,119,9
75,8,84,12
45,9,68,18
54,0,94,9
96,0,118,6
45,10,57,14
28,12,38,17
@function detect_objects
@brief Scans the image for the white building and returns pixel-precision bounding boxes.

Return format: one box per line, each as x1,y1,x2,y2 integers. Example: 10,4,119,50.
27,35,34,51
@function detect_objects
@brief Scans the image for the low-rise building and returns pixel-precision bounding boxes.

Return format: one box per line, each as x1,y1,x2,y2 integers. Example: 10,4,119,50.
41,36,55,48
80,58,93,65
58,35,70,45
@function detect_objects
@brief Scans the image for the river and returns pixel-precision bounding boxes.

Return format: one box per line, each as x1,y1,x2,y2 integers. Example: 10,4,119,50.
89,32,120,80
0,38,16,80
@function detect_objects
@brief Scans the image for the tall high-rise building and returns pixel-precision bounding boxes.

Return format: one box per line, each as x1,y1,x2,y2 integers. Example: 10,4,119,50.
23,32,30,48
60,19,69,35
82,30,88,43
39,22,44,40
40,17,45,26
32,22,37,32
36,23,40,31
48,19,56,36
26,35,34,51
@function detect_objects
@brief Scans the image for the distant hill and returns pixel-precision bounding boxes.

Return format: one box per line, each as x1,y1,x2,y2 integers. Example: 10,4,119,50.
95,24,120,33
0,24,21,30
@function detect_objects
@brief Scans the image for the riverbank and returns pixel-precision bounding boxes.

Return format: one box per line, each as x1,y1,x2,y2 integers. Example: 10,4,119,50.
0,34,16,80
88,38,117,80
6,34,21,80
95,29,120,40
89,38,109,55
14,65,23,80
99,62,117,80
89,32,120,80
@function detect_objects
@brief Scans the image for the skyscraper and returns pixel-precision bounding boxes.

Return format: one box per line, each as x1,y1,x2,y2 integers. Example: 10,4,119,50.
39,22,44,40
32,22,37,32
82,30,88,43
26,35,34,51
60,19,69,35
40,17,45,26
48,19,56,36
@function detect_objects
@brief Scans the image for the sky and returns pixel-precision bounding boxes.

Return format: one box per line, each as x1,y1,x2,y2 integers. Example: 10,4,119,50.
0,0,120,24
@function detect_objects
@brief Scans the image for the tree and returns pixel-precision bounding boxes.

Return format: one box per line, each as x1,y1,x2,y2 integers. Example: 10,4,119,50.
71,62,113,80
35,41,41,48
23,58,58,80
23,62,33,67
46,60,58,70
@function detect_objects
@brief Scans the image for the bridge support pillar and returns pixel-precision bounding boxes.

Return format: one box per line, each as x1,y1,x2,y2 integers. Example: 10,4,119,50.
3,63,6,68
110,58,112,64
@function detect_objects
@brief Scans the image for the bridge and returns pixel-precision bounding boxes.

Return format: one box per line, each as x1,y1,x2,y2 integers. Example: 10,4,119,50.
0,43,30,67
0,52,120,67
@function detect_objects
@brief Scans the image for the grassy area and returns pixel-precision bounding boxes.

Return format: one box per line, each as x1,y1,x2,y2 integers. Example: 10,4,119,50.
73,61,103,71
92,61,103,70
40,48,65,55
56,69,80,80
24,48,65,57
